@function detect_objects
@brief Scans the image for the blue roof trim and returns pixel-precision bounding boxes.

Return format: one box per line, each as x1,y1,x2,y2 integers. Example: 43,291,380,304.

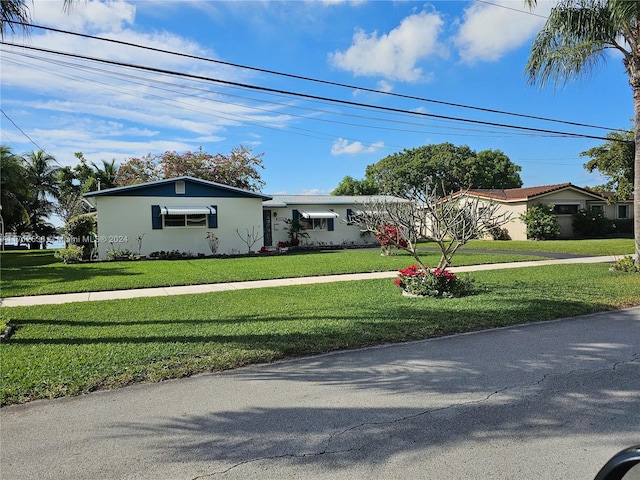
84,176,271,200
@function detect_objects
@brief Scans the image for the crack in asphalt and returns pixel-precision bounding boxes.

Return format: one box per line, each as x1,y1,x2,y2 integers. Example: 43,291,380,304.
191,352,638,479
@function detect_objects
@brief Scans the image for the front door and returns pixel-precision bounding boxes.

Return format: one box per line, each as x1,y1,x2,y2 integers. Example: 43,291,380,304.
263,210,272,246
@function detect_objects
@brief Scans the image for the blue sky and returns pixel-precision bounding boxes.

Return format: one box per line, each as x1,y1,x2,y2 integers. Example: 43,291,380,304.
0,0,632,197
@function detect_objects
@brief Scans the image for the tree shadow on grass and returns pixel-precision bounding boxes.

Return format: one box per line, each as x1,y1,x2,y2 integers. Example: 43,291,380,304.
1,264,142,297
6,297,630,353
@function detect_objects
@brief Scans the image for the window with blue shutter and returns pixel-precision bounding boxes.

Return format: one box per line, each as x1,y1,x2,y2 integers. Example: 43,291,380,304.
151,205,162,229
208,205,218,228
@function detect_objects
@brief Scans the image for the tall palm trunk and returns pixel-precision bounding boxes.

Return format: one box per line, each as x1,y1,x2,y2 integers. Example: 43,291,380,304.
634,84,640,264
631,18,640,265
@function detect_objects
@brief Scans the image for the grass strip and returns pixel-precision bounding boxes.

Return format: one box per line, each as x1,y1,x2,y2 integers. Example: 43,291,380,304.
2,263,638,406
1,249,547,297
460,238,634,255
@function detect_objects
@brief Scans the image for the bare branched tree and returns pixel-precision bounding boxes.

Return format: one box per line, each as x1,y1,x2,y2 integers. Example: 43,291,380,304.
235,226,263,253
351,183,511,270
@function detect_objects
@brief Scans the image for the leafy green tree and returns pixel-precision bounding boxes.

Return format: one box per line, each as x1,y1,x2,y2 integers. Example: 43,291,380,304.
116,154,160,187
581,128,634,201
331,176,379,195
525,0,639,263
363,143,522,197
461,149,523,189
520,204,560,240
118,145,265,191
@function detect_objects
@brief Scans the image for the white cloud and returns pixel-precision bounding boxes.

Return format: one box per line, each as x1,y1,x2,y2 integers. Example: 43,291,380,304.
319,0,364,5
329,11,445,82
453,0,555,64
297,188,328,195
331,138,384,156
376,80,393,93
1,0,295,165
32,0,136,33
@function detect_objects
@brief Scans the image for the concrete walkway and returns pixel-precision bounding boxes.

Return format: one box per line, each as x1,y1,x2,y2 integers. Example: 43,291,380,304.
2,255,623,307
2,306,639,479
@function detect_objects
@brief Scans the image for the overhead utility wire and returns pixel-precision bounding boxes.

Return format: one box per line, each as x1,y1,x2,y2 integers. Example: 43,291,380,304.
0,41,625,144
474,0,549,19
1,109,64,166
3,51,409,151
10,22,626,133
5,50,540,140
1,108,45,152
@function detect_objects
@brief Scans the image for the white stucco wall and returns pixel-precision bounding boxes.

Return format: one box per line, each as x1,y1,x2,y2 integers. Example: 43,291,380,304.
91,195,265,258
265,204,378,248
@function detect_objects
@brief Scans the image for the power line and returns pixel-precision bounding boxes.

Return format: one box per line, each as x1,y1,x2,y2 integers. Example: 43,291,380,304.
474,0,549,19
0,109,64,166
3,49,550,144
1,41,627,144
1,109,46,152
8,21,627,134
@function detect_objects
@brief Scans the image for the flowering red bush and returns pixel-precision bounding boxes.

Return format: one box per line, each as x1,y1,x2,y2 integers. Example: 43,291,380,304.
376,225,408,248
395,264,472,298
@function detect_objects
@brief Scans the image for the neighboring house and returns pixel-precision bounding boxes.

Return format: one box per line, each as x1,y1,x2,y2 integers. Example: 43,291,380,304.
262,195,407,248
84,176,271,258
457,183,635,240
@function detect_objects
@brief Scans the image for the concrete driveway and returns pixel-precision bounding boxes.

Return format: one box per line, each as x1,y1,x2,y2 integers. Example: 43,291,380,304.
2,307,639,480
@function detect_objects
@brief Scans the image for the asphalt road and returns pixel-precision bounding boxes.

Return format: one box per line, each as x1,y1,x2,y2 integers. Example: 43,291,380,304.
1,307,639,480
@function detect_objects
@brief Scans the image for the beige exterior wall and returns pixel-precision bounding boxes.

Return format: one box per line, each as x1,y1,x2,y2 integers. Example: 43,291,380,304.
531,190,599,238
497,202,528,241
266,204,378,248
92,195,265,258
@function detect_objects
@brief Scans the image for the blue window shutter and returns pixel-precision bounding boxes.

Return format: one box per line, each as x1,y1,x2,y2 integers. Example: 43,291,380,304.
208,205,218,228
151,205,162,229
328,218,334,231
346,208,353,223
292,209,299,221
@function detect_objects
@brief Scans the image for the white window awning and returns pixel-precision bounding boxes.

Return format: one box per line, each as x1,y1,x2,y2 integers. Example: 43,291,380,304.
299,210,339,219
161,206,216,215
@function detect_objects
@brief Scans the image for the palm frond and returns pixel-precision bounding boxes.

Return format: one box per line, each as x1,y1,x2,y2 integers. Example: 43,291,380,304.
526,0,636,88
0,0,31,37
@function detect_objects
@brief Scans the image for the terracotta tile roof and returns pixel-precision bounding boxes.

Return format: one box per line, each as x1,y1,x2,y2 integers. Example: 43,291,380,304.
465,183,607,202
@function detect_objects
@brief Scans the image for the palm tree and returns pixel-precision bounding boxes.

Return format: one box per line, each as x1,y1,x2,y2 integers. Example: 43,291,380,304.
23,150,60,201
0,145,29,243
525,0,639,265
92,159,119,190
22,150,60,246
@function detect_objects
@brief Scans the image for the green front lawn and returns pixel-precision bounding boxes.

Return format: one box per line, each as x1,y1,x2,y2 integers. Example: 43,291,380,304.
1,238,634,297
0,249,543,298
461,238,635,255
2,263,639,406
